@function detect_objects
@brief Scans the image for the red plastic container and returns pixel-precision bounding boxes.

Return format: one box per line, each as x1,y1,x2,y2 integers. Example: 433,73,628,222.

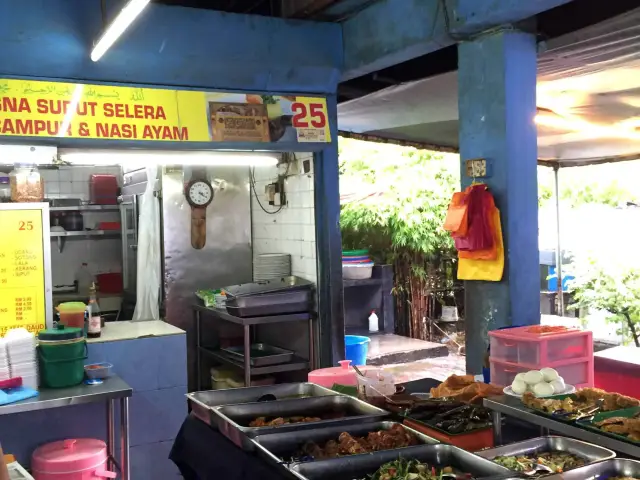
490,356,594,388
595,346,640,399
90,174,118,205
96,273,123,294
489,325,592,365
403,419,494,451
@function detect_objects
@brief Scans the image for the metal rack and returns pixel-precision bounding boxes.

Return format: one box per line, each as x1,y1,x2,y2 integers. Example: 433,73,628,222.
484,395,640,458
193,304,315,390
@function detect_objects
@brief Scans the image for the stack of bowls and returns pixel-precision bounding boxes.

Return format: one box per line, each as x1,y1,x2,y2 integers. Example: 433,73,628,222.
342,250,374,280
253,253,291,281
6,328,38,390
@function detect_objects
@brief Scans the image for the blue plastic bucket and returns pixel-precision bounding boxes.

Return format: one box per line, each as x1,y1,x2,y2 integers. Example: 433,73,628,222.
345,335,371,366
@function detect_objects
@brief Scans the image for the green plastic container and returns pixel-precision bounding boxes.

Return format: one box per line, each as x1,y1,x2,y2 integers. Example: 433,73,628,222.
37,325,87,388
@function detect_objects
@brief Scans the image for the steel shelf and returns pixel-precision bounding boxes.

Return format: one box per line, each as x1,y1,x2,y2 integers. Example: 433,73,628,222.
192,303,310,326
200,347,309,376
484,395,640,458
49,205,119,212
50,230,121,237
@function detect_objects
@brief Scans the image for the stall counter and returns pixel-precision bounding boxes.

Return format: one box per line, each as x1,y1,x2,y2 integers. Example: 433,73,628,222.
0,320,187,480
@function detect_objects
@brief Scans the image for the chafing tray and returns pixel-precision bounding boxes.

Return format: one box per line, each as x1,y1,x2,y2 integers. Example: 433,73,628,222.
252,421,439,469
475,436,615,474
548,458,640,479
291,443,511,480
221,343,294,367
187,383,338,427
213,395,389,450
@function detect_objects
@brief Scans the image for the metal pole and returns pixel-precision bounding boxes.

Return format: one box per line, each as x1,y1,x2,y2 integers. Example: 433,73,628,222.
106,399,115,471
554,166,565,316
120,397,130,480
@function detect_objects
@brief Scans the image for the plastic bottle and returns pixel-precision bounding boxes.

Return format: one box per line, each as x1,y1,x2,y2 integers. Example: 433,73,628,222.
87,283,102,338
368,310,379,332
75,263,94,297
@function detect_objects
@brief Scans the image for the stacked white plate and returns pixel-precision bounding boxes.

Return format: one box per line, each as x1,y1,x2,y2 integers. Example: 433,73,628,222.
6,328,38,390
253,253,291,281
0,338,9,381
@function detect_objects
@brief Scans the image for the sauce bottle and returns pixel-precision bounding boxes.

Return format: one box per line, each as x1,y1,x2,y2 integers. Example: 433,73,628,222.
87,283,102,338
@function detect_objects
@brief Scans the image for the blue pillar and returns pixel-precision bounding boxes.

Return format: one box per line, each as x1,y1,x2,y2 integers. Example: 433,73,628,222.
458,30,540,373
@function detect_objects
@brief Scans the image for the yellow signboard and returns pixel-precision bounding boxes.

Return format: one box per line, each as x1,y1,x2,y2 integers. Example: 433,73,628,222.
0,79,331,143
0,209,47,335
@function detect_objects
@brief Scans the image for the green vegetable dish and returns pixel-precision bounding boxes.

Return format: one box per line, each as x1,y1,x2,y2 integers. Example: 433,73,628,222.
357,459,454,480
493,452,585,474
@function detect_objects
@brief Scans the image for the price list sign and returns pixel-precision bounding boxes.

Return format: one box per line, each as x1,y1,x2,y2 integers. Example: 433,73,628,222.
0,208,46,336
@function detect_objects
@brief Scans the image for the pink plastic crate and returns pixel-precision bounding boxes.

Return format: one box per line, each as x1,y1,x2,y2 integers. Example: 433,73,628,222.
490,356,594,388
489,326,592,365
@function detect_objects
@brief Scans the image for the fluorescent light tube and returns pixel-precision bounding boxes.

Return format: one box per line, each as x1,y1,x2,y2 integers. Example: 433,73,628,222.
59,151,279,167
57,85,85,138
91,0,151,62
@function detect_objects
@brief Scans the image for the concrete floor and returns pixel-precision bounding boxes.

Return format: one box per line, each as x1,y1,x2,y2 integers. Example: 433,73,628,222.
363,332,449,365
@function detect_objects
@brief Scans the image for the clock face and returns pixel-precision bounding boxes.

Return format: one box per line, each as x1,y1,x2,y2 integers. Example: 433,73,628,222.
188,180,213,206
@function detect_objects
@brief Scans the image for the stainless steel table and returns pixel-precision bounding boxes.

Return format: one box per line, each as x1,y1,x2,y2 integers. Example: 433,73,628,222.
484,395,640,458
0,376,133,479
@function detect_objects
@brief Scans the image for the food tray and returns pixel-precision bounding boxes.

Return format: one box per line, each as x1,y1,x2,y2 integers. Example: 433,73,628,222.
576,406,640,445
525,393,639,424
225,296,311,318
212,395,389,450
251,421,439,468
220,343,294,367
186,383,338,426
475,436,616,475
403,418,493,451
546,458,640,479
290,443,511,480
223,276,313,297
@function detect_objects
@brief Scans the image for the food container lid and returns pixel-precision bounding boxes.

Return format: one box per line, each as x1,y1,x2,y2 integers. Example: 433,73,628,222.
32,439,107,474
56,302,87,313
308,360,373,387
38,325,84,341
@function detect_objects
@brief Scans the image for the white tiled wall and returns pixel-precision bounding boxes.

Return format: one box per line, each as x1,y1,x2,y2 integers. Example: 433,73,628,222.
251,152,317,283
42,166,123,286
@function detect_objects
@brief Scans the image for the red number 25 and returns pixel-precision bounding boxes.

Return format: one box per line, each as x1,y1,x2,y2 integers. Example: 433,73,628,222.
292,102,327,129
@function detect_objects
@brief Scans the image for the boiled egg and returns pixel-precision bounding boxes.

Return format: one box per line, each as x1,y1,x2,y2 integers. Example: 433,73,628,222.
533,382,555,397
540,367,560,383
550,377,566,394
511,379,528,395
524,370,543,385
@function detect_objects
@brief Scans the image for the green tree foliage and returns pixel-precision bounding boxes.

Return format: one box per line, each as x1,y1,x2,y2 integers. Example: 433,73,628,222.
339,138,458,262
567,256,640,346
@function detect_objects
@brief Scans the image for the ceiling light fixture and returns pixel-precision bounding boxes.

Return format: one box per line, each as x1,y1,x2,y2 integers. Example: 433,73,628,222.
57,85,85,138
58,151,279,167
91,0,151,62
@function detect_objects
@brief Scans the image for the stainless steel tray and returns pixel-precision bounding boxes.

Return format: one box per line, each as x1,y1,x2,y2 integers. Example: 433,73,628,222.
475,436,616,475
291,443,511,480
187,383,338,427
213,395,389,450
252,421,439,468
546,458,640,479
221,343,294,367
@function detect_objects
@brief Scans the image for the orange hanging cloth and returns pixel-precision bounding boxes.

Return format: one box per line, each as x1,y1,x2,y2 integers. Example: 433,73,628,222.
443,190,469,237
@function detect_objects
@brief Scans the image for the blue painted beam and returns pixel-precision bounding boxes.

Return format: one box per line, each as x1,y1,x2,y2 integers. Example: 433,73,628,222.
341,0,574,80
0,0,342,94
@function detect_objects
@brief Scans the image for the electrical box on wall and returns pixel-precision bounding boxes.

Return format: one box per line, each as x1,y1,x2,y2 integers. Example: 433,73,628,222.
265,179,286,206
465,158,491,178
